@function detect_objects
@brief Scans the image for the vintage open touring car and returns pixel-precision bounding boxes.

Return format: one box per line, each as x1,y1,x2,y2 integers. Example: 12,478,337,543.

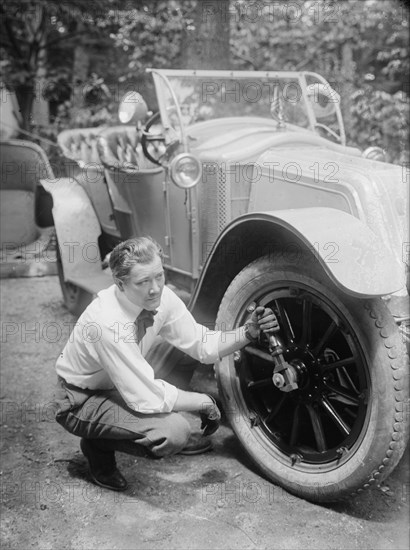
40,69,409,503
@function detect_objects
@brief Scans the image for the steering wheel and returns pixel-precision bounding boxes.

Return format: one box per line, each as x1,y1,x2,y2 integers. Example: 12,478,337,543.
141,111,166,165
314,123,341,143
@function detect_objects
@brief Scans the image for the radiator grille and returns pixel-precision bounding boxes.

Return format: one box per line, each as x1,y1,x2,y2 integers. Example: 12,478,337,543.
217,169,230,232
198,163,231,261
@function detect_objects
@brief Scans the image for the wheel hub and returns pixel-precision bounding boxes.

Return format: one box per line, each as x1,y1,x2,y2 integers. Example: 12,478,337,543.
272,358,307,391
289,358,309,389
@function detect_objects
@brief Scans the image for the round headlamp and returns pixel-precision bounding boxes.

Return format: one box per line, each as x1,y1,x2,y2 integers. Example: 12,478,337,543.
118,91,148,124
170,153,202,189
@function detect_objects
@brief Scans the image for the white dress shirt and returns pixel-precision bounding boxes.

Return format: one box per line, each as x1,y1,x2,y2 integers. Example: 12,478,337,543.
56,285,221,414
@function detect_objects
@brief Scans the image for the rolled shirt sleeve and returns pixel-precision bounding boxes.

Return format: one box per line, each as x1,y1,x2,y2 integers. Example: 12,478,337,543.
160,306,221,364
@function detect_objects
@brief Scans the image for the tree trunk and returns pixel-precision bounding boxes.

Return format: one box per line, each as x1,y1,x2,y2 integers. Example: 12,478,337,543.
15,84,35,131
31,32,49,127
180,0,231,69
17,4,50,129
70,22,90,113
340,41,355,142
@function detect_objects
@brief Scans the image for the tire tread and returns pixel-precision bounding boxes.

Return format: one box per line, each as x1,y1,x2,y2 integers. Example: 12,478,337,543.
345,302,409,501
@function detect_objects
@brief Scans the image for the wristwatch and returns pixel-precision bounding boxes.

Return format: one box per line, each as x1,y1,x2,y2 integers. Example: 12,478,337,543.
244,322,259,342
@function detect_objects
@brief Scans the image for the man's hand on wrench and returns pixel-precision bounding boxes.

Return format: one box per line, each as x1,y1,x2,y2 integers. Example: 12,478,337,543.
245,306,280,340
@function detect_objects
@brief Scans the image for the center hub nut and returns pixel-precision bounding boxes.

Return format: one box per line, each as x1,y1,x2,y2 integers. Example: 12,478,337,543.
272,373,285,388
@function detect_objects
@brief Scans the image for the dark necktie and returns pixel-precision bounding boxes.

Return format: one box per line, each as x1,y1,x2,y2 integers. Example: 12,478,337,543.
135,309,157,344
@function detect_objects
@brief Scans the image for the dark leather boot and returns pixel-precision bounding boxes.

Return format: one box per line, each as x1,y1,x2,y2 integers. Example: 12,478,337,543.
80,438,128,492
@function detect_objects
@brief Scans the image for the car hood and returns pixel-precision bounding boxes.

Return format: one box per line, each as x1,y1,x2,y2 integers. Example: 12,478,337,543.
188,118,360,162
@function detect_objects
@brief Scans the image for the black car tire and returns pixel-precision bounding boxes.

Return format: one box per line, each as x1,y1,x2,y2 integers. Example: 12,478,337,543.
215,254,408,502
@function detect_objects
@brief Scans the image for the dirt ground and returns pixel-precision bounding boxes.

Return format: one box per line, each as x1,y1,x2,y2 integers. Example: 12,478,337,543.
1,275,409,550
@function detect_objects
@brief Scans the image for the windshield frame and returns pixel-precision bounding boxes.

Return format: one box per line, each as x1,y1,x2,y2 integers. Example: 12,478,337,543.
147,68,346,149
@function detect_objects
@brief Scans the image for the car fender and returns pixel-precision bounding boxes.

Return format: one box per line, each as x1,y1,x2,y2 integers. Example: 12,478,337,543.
40,177,103,282
191,207,406,323
266,208,404,295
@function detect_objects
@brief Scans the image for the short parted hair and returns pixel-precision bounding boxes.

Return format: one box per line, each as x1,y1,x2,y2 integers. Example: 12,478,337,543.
109,236,164,286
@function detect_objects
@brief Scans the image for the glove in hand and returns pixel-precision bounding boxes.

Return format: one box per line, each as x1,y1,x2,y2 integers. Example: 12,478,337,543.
200,395,221,436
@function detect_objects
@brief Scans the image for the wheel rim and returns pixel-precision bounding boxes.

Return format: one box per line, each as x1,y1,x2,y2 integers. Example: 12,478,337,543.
235,282,370,468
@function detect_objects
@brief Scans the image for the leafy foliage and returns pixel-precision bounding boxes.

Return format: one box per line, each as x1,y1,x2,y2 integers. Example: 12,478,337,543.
0,0,123,127
228,0,409,161
0,0,408,163
110,1,193,75
351,87,409,163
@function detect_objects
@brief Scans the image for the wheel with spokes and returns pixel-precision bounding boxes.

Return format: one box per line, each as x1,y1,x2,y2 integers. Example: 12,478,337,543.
215,254,408,502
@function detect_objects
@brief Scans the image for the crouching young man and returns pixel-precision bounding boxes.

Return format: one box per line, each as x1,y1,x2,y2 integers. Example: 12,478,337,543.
53,236,278,491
